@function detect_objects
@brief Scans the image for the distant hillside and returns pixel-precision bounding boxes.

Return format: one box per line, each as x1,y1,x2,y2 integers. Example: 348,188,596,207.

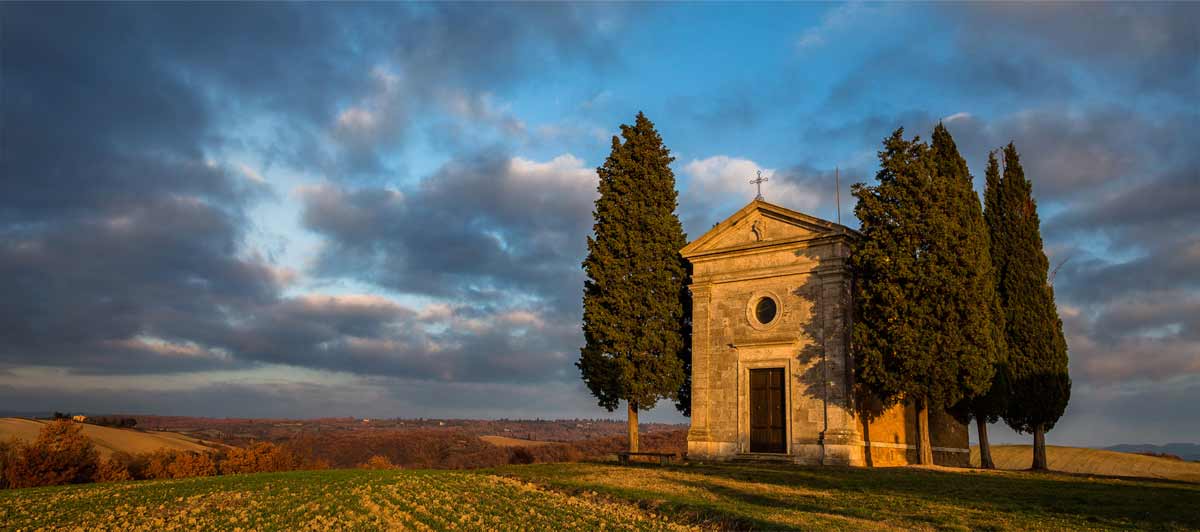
0,418,224,457
1104,443,1200,462
972,444,1200,483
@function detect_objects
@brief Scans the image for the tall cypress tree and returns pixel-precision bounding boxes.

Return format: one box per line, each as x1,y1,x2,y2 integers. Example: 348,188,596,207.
852,127,995,465
578,112,689,452
950,149,1010,470
994,143,1070,470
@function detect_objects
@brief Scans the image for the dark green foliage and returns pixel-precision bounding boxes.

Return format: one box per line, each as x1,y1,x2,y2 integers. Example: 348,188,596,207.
578,112,690,414
951,150,1011,427
850,126,997,416
993,144,1071,434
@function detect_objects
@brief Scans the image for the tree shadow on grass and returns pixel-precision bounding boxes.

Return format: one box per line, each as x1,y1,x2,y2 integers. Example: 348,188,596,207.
656,462,1200,530
672,478,889,531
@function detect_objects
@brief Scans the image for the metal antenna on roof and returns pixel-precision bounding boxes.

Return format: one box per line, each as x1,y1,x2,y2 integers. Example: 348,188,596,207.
749,170,768,201
835,166,841,224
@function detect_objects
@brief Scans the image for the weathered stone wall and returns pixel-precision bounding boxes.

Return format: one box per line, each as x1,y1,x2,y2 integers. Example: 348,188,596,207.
683,201,970,468
858,401,971,467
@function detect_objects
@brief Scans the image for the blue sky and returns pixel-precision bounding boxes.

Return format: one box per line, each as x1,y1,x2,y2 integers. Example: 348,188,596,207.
1,2,1197,447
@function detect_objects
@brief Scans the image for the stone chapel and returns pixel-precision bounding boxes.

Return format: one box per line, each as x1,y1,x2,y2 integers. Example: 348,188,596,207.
681,199,970,467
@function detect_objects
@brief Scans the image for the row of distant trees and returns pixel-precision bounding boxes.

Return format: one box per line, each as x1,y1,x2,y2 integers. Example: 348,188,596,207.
852,126,1070,470
50,412,137,428
576,114,1069,469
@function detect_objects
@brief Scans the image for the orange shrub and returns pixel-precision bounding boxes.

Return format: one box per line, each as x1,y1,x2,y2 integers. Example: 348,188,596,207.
168,451,217,479
3,420,99,488
360,455,399,470
219,442,303,474
94,457,132,483
142,449,179,480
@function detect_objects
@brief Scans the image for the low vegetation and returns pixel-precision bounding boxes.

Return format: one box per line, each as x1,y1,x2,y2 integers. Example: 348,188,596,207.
3,461,1195,531
499,462,1200,531
0,469,693,531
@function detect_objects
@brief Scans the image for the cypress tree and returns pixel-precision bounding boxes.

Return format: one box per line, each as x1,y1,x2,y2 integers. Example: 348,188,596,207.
994,143,1071,470
851,127,995,465
950,149,1010,470
578,112,690,452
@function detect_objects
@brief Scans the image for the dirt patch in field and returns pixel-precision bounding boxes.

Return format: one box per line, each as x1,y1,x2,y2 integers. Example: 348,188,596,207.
480,435,558,447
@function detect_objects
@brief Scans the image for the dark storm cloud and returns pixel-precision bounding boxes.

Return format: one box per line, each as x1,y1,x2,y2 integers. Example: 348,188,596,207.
0,377,612,420
301,151,597,314
827,3,1198,109
222,296,577,384
949,3,1200,97
0,3,618,383
826,50,1076,112
0,195,280,374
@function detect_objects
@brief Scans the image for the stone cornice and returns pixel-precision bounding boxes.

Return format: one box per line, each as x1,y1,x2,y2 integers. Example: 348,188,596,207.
684,232,854,262
691,259,849,285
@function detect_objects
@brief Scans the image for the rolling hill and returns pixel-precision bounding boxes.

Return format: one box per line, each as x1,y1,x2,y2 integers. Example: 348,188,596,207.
1105,443,1200,461
0,417,224,457
971,444,1200,483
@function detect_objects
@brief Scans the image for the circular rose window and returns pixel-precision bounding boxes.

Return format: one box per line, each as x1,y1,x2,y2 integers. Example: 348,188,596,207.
755,297,778,325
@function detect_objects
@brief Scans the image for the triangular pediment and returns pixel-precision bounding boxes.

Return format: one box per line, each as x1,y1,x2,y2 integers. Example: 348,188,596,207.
681,199,854,257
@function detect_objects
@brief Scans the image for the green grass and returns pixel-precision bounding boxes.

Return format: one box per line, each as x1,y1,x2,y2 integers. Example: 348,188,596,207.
494,462,1200,531
0,468,691,531
2,463,1196,531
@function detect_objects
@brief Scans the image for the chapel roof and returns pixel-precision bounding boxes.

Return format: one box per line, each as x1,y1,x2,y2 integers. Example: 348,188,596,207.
680,198,858,258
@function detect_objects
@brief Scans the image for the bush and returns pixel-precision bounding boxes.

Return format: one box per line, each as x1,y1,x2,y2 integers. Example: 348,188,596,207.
142,449,179,480
360,455,399,470
0,439,14,489
94,457,132,483
4,420,99,488
168,452,217,479
220,442,303,475
509,447,535,465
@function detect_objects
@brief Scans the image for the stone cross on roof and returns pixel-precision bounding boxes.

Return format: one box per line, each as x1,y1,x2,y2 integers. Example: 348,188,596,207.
749,170,768,201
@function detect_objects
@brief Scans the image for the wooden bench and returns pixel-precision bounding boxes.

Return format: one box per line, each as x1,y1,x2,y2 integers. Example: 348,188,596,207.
617,451,679,465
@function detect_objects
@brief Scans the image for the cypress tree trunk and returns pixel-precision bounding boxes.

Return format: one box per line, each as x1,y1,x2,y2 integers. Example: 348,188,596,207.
1032,423,1047,470
976,417,995,469
627,401,639,453
917,399,934,465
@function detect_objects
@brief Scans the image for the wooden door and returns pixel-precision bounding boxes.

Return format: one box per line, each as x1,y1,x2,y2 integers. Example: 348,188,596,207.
749,368,786,453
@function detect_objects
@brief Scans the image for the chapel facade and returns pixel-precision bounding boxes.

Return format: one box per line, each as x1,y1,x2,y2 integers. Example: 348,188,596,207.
681,199,969,467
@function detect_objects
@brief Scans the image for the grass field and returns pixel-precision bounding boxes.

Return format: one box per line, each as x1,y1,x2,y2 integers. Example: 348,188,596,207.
0,468,693,531
0,417,222,457
972,445,1200,483
2,463,1196,531
498,462,1200,531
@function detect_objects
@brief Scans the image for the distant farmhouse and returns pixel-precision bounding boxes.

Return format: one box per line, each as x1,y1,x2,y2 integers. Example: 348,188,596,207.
682,199,968,466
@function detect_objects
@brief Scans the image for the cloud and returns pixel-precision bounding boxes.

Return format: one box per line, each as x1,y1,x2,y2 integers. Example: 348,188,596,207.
300,152,597,312
795,2,884,52
214,294,576,384
679,156,825,233
948,3,1200,97
0,3,622,389
679,156,855,235
0,196,280,375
